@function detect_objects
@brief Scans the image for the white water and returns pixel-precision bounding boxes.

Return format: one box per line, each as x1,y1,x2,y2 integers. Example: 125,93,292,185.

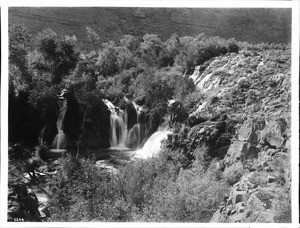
39,125,47,145
130,101,142,148
104,99,128,148
127,123,141,148
104,99,146,149
134,126,171,159
104,99,171,158
52,99,67,149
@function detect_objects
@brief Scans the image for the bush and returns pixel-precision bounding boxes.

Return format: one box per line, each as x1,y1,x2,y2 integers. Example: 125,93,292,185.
142,164,229,222
193,36,240,68
227,38,239,53
34,142,49,161
9,24,31,80
96,41,118,77
139,34,163,67
47,154,112,221
223,162,245,185
132,70,173,116
183,91,205,112
43,141,233,222
169,101,189,123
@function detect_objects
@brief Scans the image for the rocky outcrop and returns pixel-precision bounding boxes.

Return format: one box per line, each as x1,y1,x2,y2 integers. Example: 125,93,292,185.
188,48,292,223
187,114,236,159
184,45,291,223
211,116,291,223
64,97,111,149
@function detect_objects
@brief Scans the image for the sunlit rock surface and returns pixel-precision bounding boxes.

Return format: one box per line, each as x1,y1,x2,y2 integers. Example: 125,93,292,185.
188,48,291,223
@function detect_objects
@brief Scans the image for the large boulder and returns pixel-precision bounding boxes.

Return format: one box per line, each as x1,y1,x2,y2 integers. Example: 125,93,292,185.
81,102,111,148
238,117,265,144
224,141,258,167
64,98,111,149
124,102,138,130
259,118,287,148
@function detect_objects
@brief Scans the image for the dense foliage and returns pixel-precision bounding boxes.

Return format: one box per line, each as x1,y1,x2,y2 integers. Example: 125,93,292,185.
46,146,229,222
8,24,290,222
9,24,242,147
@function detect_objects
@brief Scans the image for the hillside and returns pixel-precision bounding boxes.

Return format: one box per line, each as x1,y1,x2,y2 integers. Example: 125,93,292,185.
187,47,291,222
9,8,291,50
8,21,291,222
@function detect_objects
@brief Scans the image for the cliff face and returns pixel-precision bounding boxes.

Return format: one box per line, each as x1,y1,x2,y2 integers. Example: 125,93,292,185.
9,8,291,50
188,47,291,223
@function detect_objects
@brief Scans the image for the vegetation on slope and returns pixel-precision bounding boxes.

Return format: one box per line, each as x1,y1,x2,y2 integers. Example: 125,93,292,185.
8,23,290,222
9,8,291,50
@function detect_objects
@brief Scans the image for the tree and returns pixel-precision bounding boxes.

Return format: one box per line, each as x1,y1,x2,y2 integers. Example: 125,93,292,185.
86,26,101,51
96,41,118,77
140,34,163,66
67,62,104,157
174,36,198,74
135,70,173,116
120,34,140,53
32,29,80,84
9,24,31,83
116,46,137,71
159,33,181,67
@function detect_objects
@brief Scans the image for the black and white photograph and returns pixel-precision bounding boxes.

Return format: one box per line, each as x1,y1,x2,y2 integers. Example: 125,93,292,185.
1,1,299,227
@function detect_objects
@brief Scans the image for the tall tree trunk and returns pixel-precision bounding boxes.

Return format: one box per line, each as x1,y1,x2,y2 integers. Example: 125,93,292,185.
76,107,89,159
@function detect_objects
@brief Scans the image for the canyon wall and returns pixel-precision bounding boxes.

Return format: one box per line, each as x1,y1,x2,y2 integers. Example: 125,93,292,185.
9,8,291,50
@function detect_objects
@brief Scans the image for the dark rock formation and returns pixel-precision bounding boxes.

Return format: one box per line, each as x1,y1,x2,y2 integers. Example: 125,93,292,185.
125,102,138,130
8,184,42,222
64,96,111,149
80,102,111,149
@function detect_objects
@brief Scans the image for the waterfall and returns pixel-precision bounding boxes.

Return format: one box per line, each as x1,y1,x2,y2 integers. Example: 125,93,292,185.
127,123,141,148
128,101,142,148
104,99,129,148
52,99,67,149
104,99,170,154
39,125,46,145
104,99,146,149
134,125,171,159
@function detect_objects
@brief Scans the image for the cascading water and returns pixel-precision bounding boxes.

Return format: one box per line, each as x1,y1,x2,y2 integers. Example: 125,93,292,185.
52,98,67,150
104,99,128,148
134,125,171,159
104,99,171,158
127,101,142,148
39,125,47,145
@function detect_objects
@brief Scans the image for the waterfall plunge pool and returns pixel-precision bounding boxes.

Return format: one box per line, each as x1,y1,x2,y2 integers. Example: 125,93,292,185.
47,127,170,174
47,97,171,173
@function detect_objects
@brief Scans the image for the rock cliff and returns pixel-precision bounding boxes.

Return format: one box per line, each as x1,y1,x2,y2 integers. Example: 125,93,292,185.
188,47,291,222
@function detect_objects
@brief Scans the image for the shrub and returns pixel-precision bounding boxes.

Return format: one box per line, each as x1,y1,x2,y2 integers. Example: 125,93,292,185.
273,191,291,223
183,91,205,112
139,34,163,67
9,24,31,80
132,70,173,116
192,146,211,171
227,38,239,53
34,141,49,161
143,165,229,222
120,34,141,53
169,101,189,123
47,154,113,221
223,162,245,185
96,41,118,77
